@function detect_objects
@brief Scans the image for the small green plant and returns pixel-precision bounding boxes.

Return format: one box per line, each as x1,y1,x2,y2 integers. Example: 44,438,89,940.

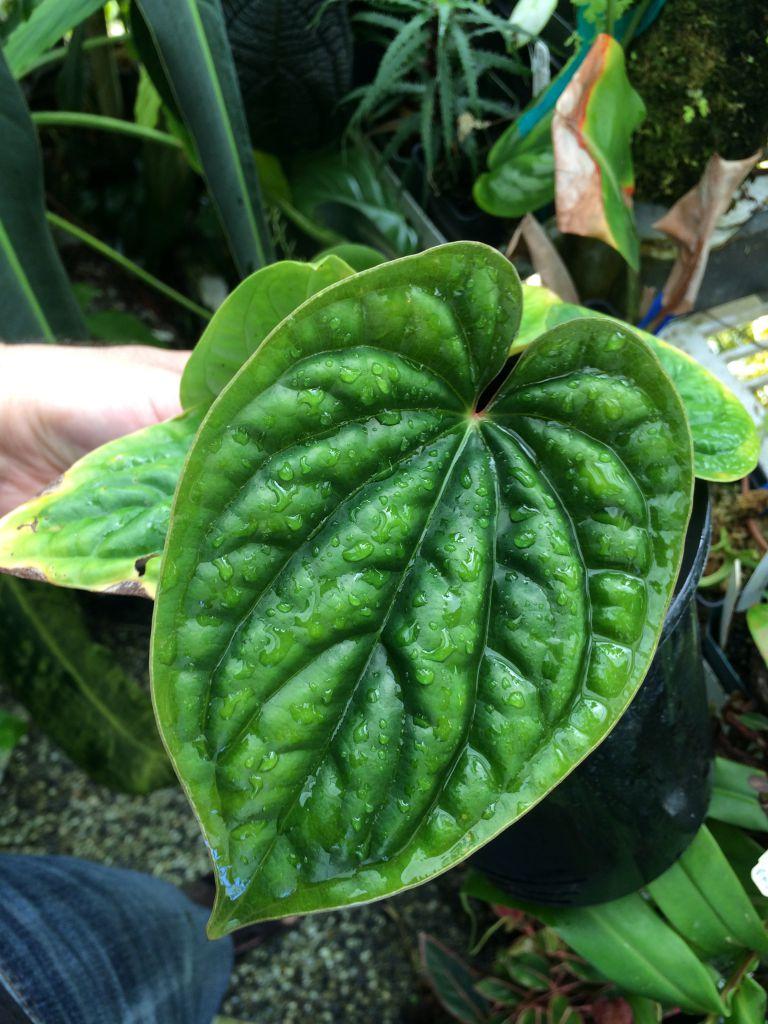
346,0,525,183
422,763,768,1023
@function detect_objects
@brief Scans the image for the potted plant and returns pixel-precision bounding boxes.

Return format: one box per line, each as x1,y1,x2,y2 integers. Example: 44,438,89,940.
0,242,759,936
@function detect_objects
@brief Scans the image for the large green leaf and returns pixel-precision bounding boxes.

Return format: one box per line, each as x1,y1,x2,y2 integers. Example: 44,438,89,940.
0,410,202,599
221,0,353,155
552,34,645,269
134,0,273,276
647,825,768,958
180,256,355,410
151,241,693,935
0,47,86,339
473,112,555,218
709,757,768,833
0,577,172,793
289,147,419,259
2,0,104,79
516,284,759,482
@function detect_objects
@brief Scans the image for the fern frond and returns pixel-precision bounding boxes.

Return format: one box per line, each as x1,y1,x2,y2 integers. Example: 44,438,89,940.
352,11,408,34
472,95,518,118
450,21,478,106
460,2,517,37
349,13,431,125
380,110,421,163
472,49,527,77
419,78,437,178
436,6,455,158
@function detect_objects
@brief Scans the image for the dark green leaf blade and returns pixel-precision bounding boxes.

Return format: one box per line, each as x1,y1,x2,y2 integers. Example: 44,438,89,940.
647,825,768,957
0,47,86,339
0,578,172,793
180,256,356,410
461,872,725,1016
420,934,492,1024
731,976,768,1024
135,0,273,276
709,757,768,833
0,410,202,598
151,242,692,936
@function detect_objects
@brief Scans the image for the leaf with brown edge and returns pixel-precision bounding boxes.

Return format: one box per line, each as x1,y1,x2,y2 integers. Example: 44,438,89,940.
0,409,202,599
553,34,645,269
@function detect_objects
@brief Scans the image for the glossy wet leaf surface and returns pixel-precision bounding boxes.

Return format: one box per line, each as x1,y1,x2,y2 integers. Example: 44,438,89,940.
152,242,692,935
181,256,354,410
518,283,759,482
0,410,201,599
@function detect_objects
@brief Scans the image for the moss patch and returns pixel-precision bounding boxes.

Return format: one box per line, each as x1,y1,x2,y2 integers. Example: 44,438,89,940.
629,0,768,202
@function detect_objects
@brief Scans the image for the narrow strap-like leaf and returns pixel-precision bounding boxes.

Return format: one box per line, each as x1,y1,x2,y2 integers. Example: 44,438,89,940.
135,0,274,276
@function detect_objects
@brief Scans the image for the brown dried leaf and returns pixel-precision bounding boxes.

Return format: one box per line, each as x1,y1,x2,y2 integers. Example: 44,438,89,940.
652,151,762,322
506,213,579,303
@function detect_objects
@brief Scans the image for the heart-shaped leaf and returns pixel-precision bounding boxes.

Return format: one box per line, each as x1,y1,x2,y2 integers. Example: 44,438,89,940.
180,255,355,410
517,283,760,482
151,242,693,935
0,410,201,599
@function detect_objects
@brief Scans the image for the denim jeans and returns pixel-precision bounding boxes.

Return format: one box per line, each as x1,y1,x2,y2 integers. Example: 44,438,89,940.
0,855,234,1024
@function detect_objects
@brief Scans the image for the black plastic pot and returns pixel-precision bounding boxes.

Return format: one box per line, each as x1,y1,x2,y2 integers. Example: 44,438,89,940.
472,481,713,906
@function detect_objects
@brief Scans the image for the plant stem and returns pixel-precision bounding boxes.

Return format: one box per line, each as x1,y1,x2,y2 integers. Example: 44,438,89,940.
622,0,654,49
46,213,211,322
605,0,616,36
32,112,182,150
25,34,130,75
702,952,757,1024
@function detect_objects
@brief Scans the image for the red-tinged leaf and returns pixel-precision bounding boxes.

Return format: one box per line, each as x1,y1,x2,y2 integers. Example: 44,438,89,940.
592,998,633,1024
553,34,645,269
420,933,492,1024
651,151,762,324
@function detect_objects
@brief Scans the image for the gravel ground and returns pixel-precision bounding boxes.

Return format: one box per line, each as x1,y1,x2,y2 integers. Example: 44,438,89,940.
0,719,469,1024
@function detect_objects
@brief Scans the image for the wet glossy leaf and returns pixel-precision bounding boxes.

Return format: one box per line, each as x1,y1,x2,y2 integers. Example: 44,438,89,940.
516,284,759,482
647,825,768,958
0,410,202,599
421,934,492,1024
0,578,172,793
709,757,768,833
152,242,693,935
180,256,355,411
0,709,26,781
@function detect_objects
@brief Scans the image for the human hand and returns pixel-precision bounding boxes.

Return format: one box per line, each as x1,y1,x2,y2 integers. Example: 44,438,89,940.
0,344,190,516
